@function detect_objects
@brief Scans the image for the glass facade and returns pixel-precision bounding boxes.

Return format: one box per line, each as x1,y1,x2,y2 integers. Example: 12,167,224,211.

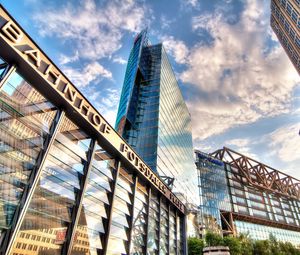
0,71,58,247
227,164,300,226
0,62,186,255
196,149,300,247
0,10,187,254
115,31,198,205
195,151,231,235
271,0,300,74
235,221,300,247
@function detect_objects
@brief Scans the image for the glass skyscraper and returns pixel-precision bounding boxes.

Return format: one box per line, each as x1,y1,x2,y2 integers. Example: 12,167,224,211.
196,151,231,236
116,30,198,205
271,0,300,74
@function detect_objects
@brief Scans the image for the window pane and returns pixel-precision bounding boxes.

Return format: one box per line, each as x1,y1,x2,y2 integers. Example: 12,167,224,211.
0,72,57,245
71,144,117,255
11,116,90,255
107,167,134,255
130,181,148,254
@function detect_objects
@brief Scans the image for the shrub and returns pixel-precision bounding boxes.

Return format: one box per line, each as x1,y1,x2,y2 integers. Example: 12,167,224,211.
188,237,204,255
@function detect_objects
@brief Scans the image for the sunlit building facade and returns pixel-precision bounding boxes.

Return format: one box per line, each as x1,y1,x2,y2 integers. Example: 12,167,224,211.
115,30,198,205
0,5,187,255
196,148,300,247
271,0,300,74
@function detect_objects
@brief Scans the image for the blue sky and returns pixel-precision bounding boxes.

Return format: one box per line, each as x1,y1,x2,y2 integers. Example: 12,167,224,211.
1,0,299,178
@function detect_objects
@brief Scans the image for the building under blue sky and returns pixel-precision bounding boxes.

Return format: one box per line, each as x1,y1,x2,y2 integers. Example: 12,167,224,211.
1,0,299,180
115,29,198,205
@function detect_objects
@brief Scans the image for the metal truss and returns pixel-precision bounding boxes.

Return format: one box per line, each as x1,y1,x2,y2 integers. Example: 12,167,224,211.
210,147,300,200
160,176,175,189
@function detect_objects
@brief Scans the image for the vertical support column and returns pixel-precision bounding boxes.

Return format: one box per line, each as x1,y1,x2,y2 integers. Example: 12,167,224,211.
145,188,151,255
2,110,65,255
175,210,178,255
0,64,15,89
229,212,236,236
168,204,171,255
63,139,97,255
127,175,138,254
102,161,121,255
158,195,161,254
183,214,188,255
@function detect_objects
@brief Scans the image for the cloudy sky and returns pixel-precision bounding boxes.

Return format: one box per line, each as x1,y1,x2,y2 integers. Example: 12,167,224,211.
1,0,300,178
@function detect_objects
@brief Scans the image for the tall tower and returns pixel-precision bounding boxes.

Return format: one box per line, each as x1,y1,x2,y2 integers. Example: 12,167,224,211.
115,30,198,204
271,0,300,75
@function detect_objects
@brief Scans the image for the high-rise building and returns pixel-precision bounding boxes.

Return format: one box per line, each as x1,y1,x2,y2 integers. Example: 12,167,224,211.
115,30,198,205
271,0,300,74
196,148,300,247
0,5,188,255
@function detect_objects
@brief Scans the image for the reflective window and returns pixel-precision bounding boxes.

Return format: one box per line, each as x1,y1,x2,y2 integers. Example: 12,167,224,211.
115,37,198,206
0,72,57,245
0,58,9,80
106,167,134,255
130,180,148,254
11,115,91,254
196,152,231,234
71,144,117,255
236,220,300,246
147,191,159,254
160,198,169,255
169,208,177,255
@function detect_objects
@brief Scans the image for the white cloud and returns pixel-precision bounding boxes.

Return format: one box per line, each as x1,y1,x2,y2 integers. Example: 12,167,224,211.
270,123,300,163
113,56,127,65
179,0,299,140
162,36,189,64
34,0,149,61
89,88,120,126
226,138,250,147
268,122,300,178
59,51,80,65
62,62,112,88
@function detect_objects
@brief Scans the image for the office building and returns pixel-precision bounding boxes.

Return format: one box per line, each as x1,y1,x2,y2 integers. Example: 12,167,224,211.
196,148,300,247
271,0,300,74
115,30,198,205
0,5,187,255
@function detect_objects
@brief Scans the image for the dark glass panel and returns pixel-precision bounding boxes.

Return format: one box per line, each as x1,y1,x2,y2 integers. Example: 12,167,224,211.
71,145,117,255
130,181,148,254
0,58,9,81
147,191,159,255
169,208,177,255
107,166,134,255
11,116,90,254
0,72,57,245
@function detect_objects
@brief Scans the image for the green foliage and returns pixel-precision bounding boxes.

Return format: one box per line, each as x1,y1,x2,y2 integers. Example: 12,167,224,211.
205,231,224,246
188,237,204,255
188,233,300,255
223,236,242,255
253,240,272,255
238,234,253,255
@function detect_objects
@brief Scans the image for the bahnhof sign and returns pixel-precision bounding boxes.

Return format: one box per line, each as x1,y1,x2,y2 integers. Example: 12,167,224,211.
0,5,187,255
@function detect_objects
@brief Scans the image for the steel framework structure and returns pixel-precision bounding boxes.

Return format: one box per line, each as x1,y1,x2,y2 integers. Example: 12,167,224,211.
210,147,300,200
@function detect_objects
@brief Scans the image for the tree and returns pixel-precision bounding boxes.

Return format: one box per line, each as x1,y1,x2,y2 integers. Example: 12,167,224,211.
223,236,242,255
205,231,224,246
253,240,272,255
188,237,204,255
238,233,253,255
